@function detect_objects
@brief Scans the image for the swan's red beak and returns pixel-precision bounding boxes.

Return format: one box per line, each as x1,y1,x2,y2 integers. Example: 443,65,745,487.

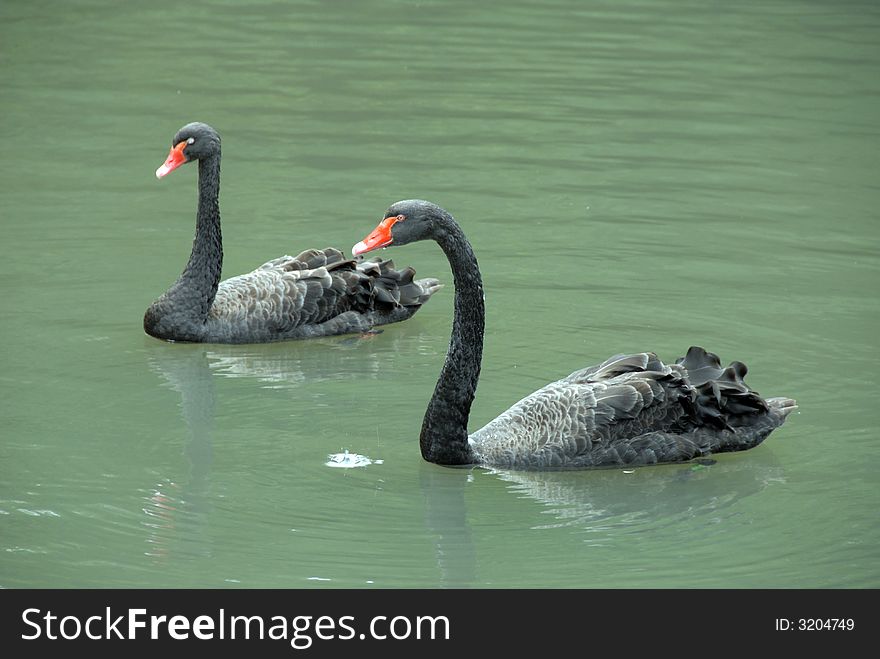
156,141,188,179
352,215,402,256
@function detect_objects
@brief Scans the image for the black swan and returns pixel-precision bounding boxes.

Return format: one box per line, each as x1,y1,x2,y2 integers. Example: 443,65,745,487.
353,199,797,469
144,123,441,343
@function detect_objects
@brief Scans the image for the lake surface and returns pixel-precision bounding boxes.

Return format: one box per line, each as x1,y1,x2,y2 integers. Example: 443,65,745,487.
1,0,877,588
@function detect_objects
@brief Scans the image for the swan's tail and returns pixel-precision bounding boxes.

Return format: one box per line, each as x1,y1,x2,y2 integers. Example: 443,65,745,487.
671,347,797,454
357,258,443,308
403,275,444,306
766,397,798,419
350,256,443,328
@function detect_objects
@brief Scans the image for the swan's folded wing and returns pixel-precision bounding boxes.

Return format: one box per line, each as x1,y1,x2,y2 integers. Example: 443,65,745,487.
470,369,690,469
213,259,357,333
211,248,441,336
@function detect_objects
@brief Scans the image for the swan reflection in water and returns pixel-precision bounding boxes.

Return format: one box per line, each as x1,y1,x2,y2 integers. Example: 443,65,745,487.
419,452,786,587
142,343,215,562
140,331,395,562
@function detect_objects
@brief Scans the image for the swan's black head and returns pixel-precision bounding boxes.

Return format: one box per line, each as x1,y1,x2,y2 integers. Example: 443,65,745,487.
156,122,221,179
353,199,450,256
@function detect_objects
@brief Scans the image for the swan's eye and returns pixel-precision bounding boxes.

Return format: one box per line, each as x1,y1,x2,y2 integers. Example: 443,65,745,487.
187,137,195,145
395,214,406,222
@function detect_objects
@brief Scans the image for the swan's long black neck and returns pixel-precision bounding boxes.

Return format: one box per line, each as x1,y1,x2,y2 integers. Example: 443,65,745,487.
420,214,484,465
180,154,223,314
146,154,223,340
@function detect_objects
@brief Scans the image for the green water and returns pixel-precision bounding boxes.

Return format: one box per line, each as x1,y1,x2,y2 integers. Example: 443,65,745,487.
1,0,877,588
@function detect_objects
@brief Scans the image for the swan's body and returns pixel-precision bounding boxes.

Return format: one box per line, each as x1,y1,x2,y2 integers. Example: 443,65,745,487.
353,200,796,470
145,123,440,344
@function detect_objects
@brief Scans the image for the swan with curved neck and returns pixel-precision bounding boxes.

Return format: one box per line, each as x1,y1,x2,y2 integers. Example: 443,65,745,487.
353,200,796,469
144,123,441,344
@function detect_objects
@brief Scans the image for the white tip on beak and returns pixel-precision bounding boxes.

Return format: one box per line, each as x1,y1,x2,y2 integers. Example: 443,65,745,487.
156,163,172,179
352,240,368,256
